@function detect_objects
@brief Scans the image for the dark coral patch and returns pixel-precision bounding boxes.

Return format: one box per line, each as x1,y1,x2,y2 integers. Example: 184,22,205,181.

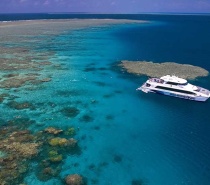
7,101,36,110
105,114,114,120
47,102,57,107
99,162,108,167
93,81,107,87
91,179,99,185
56,90,82,97
93,126,100,130
80,114,94,122
0,93,10,103
113,154,123,163
114,90,122,94
7,117,36,128
61,107,80,118
131,179,145,185
88,164,96,170
83,67,96,72
3,73,19,78
81,135,87,140
98,67,108,71
36,166,60,182
73,163,80,167
103,94,114,98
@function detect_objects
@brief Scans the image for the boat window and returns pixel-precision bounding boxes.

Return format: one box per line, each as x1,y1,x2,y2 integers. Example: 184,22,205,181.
181,82,188,86
146,83,151,87
166,82,179,85
156,86,196,95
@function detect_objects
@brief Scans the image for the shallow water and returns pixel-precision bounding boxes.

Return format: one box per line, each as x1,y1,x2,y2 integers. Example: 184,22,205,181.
0,15,210,185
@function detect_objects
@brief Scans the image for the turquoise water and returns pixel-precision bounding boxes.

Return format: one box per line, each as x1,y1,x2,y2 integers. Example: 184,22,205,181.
1,15,210,185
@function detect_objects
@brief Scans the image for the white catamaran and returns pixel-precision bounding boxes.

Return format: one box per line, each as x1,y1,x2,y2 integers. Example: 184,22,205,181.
137,75,210,102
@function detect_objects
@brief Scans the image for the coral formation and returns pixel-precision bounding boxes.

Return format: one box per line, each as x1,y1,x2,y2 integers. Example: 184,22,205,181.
0,123,41,184
61,107,80,118
41,78,51,82
64,127,76,136
49,154,63,163
0,117,82,184
0,75,37,88
120,60,209,80
7,101,35,110
49,137,68,147
131,179,145,185
44,127,63,135
68,138,78,148
0,93,10,103
48,137,77,148
80,114,94,122
65,174,85,185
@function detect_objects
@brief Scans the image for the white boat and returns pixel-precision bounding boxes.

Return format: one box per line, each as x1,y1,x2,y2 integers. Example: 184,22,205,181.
137,75,210,102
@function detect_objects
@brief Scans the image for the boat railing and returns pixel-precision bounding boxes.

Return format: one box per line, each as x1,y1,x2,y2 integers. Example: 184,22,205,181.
195,86,210,95
149,78,164,84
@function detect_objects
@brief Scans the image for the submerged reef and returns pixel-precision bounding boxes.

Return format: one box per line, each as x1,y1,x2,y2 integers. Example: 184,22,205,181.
44,127,63,135
0,74,38,89
131,178,148,185
61,107,80,118
7,101,35,110
0,93,10,103
0,119,81,184
65,174,85,185
48,137,77,148
0,19,150,185
120,60,209,79
0,120,41,184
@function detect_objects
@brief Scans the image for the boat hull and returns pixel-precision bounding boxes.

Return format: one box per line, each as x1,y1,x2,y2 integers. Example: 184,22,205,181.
153,90,208,102
137,87,209,102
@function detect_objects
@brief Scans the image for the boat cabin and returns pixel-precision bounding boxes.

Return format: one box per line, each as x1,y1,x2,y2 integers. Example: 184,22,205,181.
160,75,188,85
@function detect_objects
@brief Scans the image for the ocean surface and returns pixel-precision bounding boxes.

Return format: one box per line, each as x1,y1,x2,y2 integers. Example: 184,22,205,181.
0,14,210,185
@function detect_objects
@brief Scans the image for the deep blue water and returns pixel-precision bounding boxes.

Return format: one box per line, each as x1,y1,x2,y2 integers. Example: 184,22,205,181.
0,14,210,185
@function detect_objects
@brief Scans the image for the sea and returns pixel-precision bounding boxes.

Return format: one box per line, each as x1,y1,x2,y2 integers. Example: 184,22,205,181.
0,13,210,185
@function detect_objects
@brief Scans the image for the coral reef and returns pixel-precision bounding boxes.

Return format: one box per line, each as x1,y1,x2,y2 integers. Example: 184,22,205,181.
68,138,78,148
113,154,123,163
65,174,85,185
48,137,68,147
41,78,51,82
120,61,209,79
48,137,77,148
80,114,94,122
64,127,76,136
49,155,63,163
0,74,38,88
131,179,145,185
0,93,10,103
7,101,35,110
0,117,82,184
44,127,63,135
61,107,80,118
0,122,41,184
